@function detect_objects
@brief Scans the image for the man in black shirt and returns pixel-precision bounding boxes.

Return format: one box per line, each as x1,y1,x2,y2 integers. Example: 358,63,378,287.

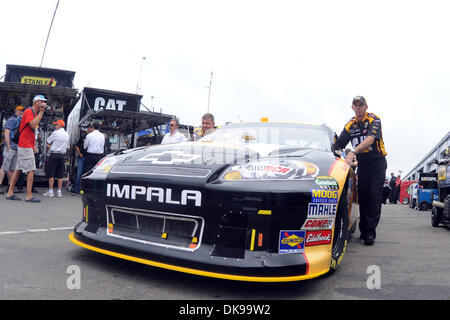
388,173,397,204
71,130,88,194
336,96,387,245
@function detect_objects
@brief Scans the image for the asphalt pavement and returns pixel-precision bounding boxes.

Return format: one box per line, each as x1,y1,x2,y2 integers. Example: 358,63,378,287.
0,189,449,300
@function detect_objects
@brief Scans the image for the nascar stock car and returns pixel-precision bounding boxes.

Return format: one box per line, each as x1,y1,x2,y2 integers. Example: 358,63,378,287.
69,122,359,282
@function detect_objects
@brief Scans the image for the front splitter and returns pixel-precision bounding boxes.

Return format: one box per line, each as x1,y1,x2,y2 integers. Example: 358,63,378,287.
68,233,329,282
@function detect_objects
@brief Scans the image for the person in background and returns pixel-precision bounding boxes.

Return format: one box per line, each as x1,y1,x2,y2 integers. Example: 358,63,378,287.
161,118,186,144
6,95,47,203
0,105,24,194
383,179,391,205
43,120,69,198
389,172,397,204
192,113,216,141
335,96,387,246
83,122,105,174
395,174,402,203
71,126,88,194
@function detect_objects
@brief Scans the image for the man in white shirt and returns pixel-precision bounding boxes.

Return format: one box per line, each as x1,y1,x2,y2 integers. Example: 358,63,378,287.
43,119,70,198
161,119,186,144
83,122,105,174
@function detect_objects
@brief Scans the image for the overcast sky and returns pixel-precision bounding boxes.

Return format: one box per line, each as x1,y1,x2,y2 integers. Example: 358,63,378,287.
1,0,449,177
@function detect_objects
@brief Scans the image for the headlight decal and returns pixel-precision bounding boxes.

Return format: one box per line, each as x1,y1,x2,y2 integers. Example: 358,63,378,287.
221,160,319,181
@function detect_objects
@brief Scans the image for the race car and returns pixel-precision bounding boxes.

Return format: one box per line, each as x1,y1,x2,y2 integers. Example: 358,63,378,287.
69,122,359,282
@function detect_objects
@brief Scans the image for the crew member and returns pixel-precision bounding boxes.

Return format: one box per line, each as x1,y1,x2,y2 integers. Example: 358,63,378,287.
83,122,105,173
336,96,387,245
6,95,47,203
43,119,69,198
71,126,88,194
192,113,216,141
161,118,186,144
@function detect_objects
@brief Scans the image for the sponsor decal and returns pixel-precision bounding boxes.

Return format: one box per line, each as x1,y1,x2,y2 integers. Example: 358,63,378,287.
279,230,305,254
138,151,201,164
94,97,127,111
305,230,332,246
314,176,339,190
311,189,338,204
106,183,202,207
249,164,292,175
307,203,337,218
301,218,335,230
21,76,57,86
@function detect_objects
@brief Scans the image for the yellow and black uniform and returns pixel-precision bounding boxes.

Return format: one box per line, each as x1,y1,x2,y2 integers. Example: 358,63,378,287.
337,112,387,165
336,112,387,243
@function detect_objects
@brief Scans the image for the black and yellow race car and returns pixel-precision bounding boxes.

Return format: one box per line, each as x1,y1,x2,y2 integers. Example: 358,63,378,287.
69,122,359,282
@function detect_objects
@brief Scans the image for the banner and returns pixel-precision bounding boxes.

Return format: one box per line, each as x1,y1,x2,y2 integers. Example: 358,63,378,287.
80,87,143,119
5,64,75,88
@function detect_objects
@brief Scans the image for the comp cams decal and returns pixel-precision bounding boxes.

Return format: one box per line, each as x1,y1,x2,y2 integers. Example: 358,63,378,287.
301,218,335,230
278,230,306,254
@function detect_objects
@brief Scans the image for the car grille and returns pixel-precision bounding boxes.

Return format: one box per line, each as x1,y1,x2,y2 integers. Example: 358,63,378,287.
106,205,204,251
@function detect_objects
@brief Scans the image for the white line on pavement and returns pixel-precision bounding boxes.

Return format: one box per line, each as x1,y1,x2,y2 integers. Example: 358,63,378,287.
0,227,74,236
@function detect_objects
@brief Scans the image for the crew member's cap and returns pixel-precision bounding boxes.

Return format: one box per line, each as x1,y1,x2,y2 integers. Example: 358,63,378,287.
53,119,65,127
33,95,48,102
352,96,367,105
15,105,25,111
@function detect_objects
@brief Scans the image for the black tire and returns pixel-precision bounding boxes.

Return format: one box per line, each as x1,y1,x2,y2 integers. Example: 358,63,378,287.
419,201,429,211
431,207,443,227
329,180,349,274
402,197,409,205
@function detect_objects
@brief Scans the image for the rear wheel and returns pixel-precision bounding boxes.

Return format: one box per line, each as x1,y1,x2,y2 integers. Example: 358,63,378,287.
329,180,349,273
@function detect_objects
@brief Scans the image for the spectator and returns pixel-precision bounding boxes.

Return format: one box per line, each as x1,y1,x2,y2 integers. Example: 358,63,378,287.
43,120,69,198
6,95,47,203
83,122,105,174
0,105,24,194
161,119,186,144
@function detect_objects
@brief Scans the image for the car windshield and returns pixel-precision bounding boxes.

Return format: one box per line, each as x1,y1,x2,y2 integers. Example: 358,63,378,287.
200,123,332,151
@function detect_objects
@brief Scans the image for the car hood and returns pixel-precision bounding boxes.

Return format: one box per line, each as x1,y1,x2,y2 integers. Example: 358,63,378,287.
106,141,336,178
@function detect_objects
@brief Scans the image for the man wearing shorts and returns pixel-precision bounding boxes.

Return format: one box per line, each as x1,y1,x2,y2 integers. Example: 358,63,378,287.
6,95,47,203
43,119,69,198
0,105,24,194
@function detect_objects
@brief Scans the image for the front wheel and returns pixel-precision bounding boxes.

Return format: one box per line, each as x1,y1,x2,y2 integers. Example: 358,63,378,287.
402,197,409,205
329,180,349,273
